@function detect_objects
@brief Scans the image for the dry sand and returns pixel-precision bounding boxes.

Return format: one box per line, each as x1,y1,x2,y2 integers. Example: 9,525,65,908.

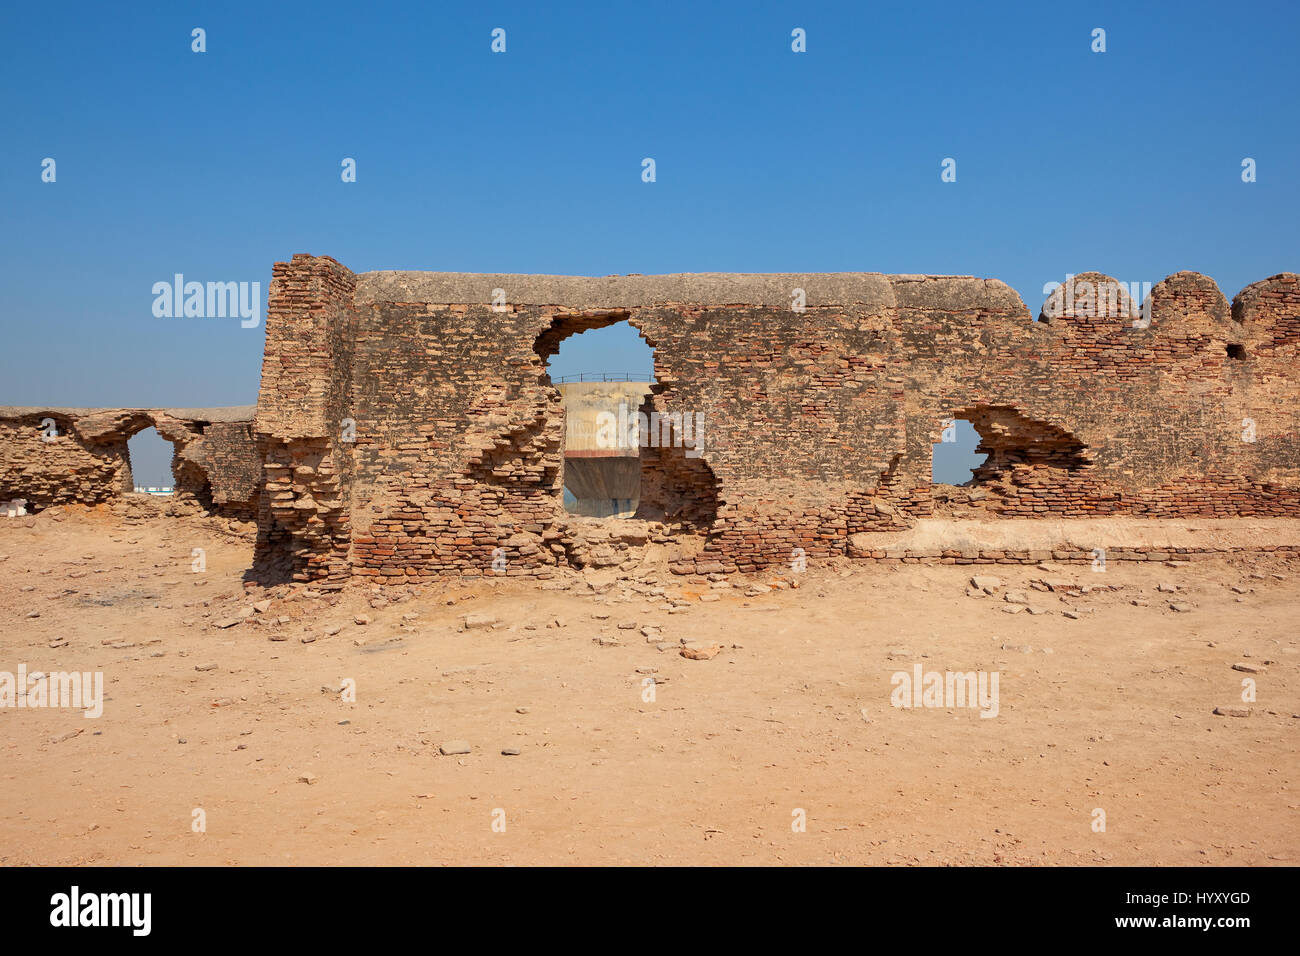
1,501,1296,865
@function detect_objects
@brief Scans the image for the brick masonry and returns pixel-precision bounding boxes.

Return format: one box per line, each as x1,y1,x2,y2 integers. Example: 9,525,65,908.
0,406,260,518
243,255,1300,582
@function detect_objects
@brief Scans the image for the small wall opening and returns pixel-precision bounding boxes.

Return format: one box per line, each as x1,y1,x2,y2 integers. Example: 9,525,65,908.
931,405,1092,511
126,426,175,495
958,406,1091,476
1226,343,1247,360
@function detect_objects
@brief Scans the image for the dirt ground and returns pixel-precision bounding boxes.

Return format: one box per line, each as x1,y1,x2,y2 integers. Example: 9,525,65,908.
1,501,1296,866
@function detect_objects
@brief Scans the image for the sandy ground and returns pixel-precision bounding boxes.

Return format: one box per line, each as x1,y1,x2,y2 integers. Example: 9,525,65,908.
1,501,1296,866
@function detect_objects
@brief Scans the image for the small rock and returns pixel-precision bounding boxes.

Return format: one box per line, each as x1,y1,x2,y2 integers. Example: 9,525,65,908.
440,740,472,755
195,662,218,672
1213,706,1250,718
298,772,318,785
501,747,521,756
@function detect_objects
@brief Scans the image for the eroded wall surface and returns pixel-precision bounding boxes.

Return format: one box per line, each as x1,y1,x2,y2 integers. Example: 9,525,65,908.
251,254,1300,582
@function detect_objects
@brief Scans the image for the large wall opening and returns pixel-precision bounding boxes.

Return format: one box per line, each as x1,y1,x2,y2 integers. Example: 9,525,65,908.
931,404,1092,512
543,319,656,518
126,426,175,494
955,405,1091,477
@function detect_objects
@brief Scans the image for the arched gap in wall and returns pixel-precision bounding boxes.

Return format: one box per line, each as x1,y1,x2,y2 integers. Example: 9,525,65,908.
126,426,175,495
539,313,656,519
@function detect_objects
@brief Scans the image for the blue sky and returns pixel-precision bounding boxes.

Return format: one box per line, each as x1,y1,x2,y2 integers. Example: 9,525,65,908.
3,0,1296,484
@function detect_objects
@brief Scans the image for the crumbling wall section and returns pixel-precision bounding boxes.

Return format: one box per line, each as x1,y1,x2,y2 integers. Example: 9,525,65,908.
345,300,564,581
0,406,259,516
252,254,356,585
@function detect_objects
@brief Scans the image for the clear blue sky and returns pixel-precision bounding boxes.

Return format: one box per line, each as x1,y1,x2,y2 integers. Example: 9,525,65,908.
3,1,1296,485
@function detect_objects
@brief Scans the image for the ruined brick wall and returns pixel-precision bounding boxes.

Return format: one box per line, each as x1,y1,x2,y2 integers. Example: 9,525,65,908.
179,421,262,518
897,272,1300,525
344,299,562,582
244,257,1300,580
252,255,357,584
0,410,127,507
0,406,260,517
